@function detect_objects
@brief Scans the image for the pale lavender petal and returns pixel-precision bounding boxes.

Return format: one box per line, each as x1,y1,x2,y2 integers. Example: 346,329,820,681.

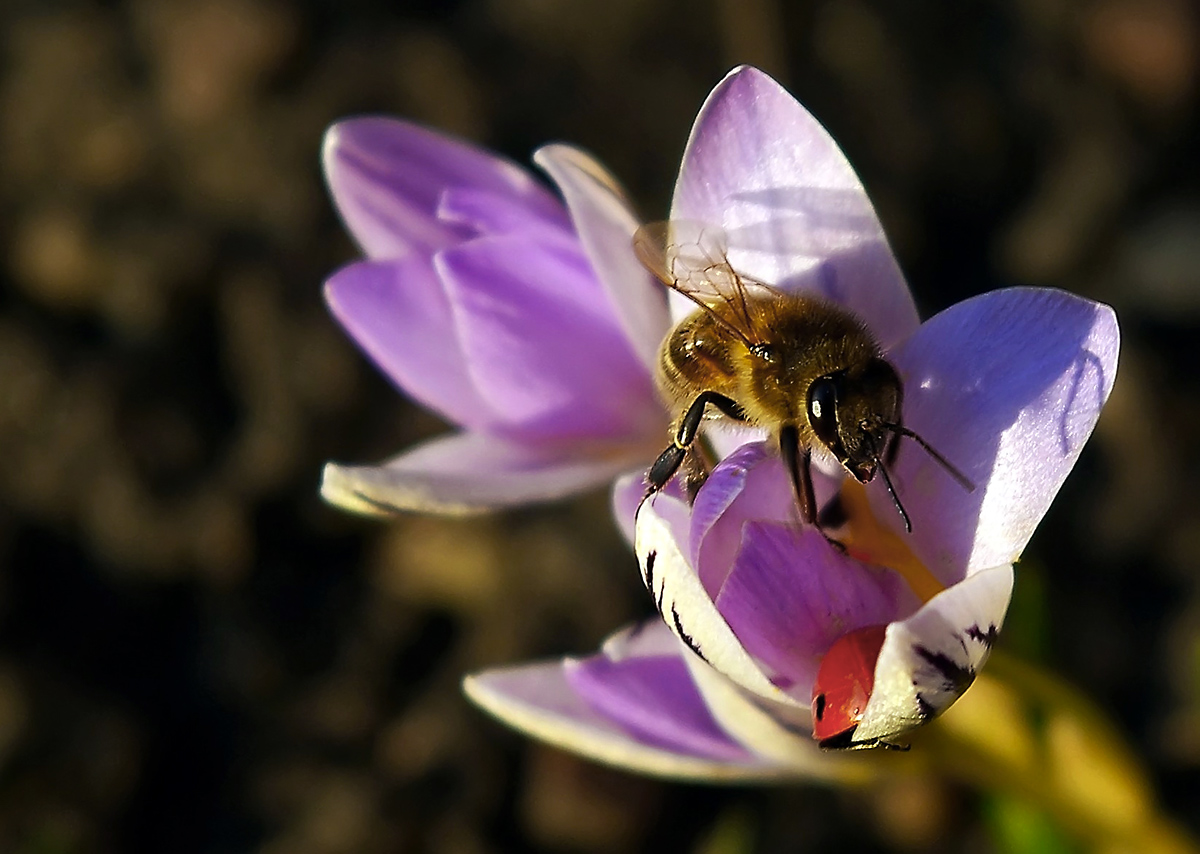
884,288,1119,582
321,431,651,516
463,662,785,780
856,565,1013,745
438,234,661,440
324,258,490,429
671,66,918,348
715,522,908,697
612,469,695,551
610,471,647,548
599,619,683,660
706,424,769,461
535,144,673,371
565,653,754,762
323,117,562,259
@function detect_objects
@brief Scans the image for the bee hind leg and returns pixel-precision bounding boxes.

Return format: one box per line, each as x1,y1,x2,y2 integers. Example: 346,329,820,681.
646,445,687,495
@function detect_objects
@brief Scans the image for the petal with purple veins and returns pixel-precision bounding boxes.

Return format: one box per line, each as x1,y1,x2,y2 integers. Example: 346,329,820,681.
634,495,799,707
671,66,918,348
883,287,1120,582
689,443,806,594
438,186,572,237
565,645,754,763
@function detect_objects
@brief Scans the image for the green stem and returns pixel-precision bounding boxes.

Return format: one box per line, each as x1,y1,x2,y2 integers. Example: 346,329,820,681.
917,651,1198,854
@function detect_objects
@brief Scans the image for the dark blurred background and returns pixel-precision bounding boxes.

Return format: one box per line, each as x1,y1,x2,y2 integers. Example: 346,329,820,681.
1,0,1199,851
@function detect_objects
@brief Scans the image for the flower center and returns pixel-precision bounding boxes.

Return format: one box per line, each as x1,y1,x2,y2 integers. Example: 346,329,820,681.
837,480,945,603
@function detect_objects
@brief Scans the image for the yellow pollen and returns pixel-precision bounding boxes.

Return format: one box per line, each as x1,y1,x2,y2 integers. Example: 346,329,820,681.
838,481,946,604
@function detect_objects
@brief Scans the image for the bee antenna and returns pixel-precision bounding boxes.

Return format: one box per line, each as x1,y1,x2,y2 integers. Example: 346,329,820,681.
884,423,975,492
875,455,912,533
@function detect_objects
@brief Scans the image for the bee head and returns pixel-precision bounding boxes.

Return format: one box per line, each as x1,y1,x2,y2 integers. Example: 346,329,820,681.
805,360,902,482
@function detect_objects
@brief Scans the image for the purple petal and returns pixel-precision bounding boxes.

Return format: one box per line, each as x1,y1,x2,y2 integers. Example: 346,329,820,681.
688,442,792,592
884,288,1120,581
323,117,563,259
438,234,661,440
321,431,652,515
603,625,847,775
565,651,754,763
671,67,919,348
634,495,799,706
465,663,778,780
324,257,490,429
715,522,908,697
689,442,839,595
535,144,673,371
438,186,571,237
464,631,792,780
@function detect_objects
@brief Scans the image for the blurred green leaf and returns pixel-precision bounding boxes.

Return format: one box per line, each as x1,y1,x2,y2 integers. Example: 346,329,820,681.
984,794,1079,854
694,805,756,854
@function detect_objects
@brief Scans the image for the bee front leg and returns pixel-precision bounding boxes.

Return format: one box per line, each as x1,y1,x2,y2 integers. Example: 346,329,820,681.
646,391,743,496
779,425,816,524
780,425,846,551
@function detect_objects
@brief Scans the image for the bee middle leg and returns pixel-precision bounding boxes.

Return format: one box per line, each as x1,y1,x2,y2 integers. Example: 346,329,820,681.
646,391,745,496
681,437,718,503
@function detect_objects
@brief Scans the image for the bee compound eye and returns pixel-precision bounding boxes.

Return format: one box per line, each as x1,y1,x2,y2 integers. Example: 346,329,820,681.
807,377,839,444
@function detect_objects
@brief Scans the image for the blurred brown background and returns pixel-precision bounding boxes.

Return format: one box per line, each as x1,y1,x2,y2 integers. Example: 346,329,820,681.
1,0,1199,851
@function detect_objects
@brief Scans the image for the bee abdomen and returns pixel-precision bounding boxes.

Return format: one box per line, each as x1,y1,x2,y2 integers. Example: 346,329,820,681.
657,316,741,408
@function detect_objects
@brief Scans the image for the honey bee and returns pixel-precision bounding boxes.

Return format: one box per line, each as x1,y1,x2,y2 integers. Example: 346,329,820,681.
635,221,972,533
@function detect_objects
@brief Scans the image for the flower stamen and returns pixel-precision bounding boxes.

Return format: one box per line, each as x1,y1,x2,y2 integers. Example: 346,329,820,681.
837,480,945,603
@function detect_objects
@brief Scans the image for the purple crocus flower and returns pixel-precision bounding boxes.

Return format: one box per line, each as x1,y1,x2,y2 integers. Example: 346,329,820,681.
320,117,669,513
464,67,1119,771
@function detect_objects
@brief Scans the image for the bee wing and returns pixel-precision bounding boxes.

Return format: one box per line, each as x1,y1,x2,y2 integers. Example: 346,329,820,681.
633,220,781,347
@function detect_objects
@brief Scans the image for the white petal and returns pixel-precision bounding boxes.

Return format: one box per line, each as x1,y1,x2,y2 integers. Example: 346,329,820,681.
854,565,1014,745
321,432,647,516
634,495,801,707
